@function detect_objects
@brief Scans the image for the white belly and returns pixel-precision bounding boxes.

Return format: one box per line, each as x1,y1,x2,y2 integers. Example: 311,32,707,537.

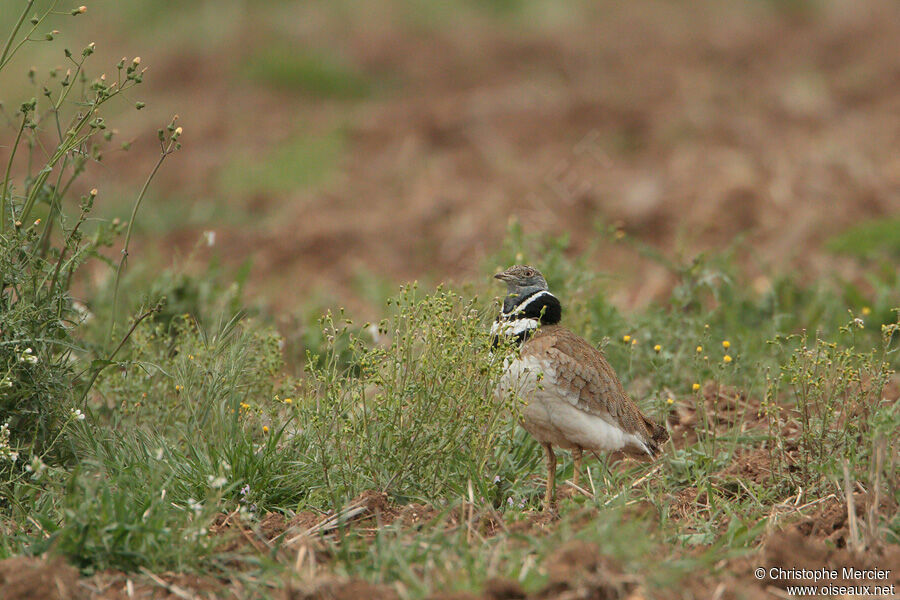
497,356,645,452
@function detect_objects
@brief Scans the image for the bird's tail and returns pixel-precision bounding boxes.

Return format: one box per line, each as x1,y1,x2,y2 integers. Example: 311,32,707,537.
641,416,669,458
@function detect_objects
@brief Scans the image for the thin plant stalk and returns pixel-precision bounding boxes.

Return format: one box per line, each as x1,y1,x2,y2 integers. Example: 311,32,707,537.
0,1,36,70
1,114,27,233
108,137,178,340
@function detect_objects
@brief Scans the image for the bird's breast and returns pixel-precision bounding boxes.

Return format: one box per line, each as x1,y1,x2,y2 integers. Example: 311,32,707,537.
495,354,647,453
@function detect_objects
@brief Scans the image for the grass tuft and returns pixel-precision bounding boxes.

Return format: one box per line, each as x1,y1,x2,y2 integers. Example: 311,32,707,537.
241,44,371,99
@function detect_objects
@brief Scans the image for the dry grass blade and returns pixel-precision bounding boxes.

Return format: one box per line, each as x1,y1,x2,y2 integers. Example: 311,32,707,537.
285,501,369,545
467,478,475,544
562,480,593,498
294,542,317,578
138,567,198,600
865,437,886,548
602,463,663,507
842,460,861,554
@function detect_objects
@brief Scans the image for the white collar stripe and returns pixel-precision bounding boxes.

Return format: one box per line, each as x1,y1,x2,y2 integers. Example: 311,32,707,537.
501,290,556,318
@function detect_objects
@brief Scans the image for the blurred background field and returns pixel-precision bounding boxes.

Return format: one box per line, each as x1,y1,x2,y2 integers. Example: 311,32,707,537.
3,0,899,319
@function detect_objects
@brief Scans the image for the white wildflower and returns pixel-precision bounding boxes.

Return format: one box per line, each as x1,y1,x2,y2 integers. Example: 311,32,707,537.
19,348,38,364
186,498,203,515
207,475,227,489
71,301,94,324
70,408,86,421
203,230,216,247
25,456,47,478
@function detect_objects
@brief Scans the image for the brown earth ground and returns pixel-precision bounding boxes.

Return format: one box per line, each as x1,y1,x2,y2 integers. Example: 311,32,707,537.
35,0,899,315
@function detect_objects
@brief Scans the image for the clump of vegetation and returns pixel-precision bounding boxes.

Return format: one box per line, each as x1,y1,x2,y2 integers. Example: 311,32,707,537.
0,1,178,471
293,285,512,506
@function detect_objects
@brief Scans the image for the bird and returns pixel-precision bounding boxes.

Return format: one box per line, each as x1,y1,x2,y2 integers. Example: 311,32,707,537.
492,265,668,508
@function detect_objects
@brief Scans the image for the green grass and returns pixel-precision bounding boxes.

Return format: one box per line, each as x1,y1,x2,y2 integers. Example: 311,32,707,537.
240,44,372,99
826,215,900,259
218,130,346,198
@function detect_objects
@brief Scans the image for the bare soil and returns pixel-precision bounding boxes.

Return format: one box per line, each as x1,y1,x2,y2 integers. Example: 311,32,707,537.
79,0,900,315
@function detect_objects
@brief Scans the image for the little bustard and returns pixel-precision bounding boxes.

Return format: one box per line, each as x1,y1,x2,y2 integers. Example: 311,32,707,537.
493,265,668,508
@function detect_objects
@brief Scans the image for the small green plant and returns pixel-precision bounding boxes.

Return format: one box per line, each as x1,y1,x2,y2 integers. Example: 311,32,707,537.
1,2,179,486
764,316,897,488
295,285,513,505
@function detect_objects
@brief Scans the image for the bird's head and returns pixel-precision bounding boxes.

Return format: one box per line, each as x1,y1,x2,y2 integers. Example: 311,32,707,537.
494,265,548,297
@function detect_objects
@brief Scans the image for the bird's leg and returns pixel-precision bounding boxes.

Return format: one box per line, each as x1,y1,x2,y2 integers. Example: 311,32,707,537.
572,447,583,488
543,443,556,509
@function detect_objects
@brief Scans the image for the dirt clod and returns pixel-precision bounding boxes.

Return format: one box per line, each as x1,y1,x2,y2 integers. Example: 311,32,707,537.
484,578,526,600
536,540,635,600
0,556,87,600
283,578,400,600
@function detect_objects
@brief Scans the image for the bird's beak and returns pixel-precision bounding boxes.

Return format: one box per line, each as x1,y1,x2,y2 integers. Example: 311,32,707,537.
494,272,511,282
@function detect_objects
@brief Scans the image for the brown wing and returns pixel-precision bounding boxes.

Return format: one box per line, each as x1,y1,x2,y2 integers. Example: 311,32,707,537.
521,325,668,452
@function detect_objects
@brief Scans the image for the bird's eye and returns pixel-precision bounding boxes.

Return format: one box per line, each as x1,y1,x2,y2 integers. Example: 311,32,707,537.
524,269,534,277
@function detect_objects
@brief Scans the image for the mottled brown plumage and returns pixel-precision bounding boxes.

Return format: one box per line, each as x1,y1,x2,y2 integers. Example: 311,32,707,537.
521,325,668,455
